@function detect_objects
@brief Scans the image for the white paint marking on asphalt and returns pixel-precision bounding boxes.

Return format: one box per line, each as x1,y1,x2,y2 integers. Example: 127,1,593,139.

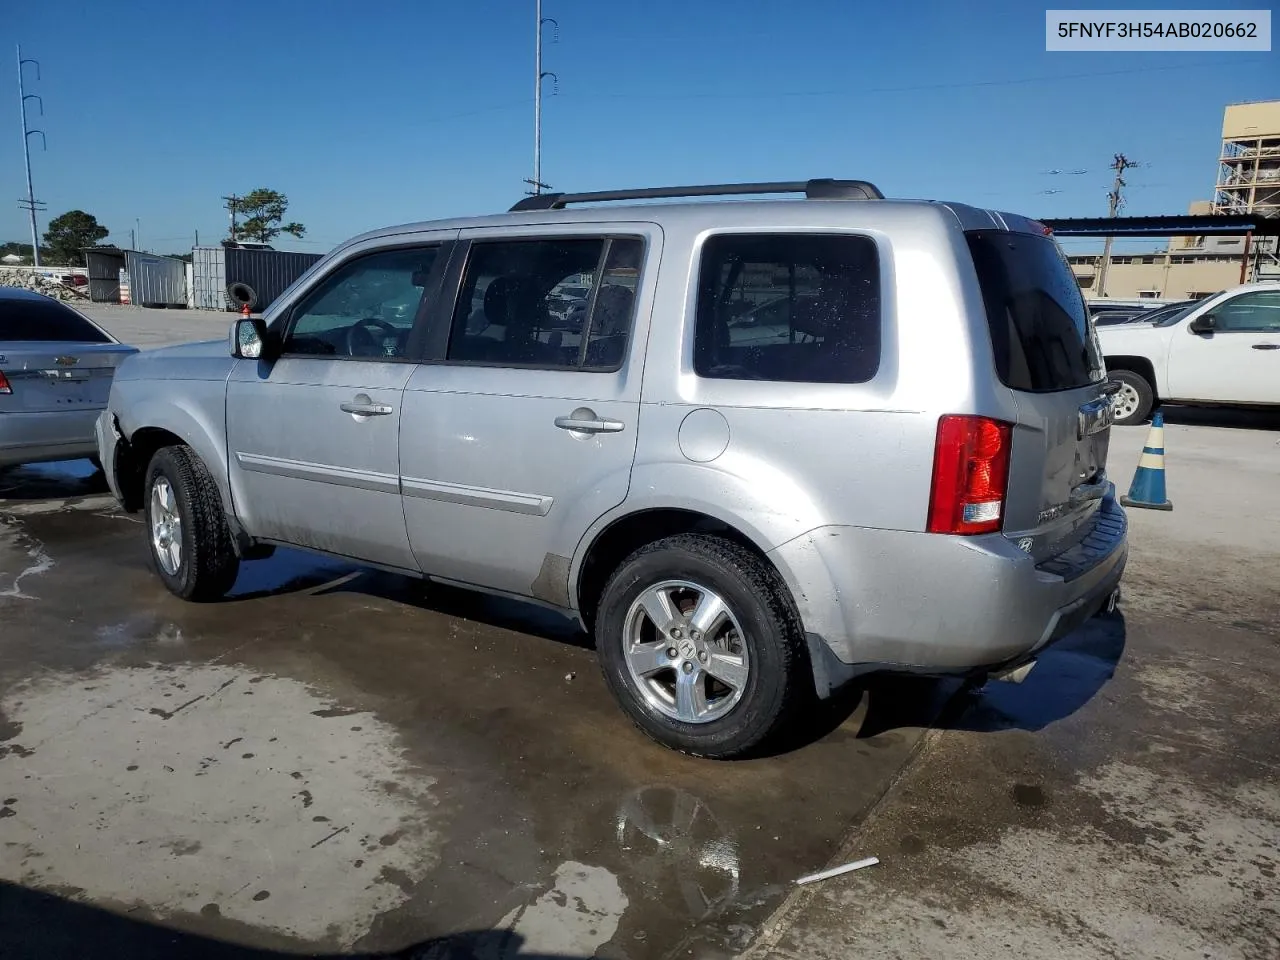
0,663,440,949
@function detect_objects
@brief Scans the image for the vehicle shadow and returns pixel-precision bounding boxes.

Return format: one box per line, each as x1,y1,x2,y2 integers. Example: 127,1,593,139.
856,611,1128,738
0,459,108,501
1,880,578,960
1153,405,1280,431
226,550,590,650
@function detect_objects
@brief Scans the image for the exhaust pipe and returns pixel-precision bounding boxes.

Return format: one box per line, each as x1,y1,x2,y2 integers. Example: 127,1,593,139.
991,660,1036,684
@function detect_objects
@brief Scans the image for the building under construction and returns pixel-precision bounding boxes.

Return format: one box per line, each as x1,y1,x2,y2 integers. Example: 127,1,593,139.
1213,99,1280,219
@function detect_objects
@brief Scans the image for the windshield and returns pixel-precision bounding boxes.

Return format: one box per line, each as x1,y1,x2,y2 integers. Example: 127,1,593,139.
1146,302,1196,326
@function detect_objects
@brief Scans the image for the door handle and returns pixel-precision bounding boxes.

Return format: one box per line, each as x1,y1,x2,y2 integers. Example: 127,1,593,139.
1251,343,1280,351
340,400,394,416
554,415,625,434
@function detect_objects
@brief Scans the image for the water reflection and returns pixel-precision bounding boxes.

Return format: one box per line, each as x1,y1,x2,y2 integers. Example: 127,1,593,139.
613,785,741,922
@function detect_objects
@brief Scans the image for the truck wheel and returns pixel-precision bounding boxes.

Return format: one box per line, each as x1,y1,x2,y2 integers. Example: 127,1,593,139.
144,445,240,601
595,534,810,759
1109,370,1154,426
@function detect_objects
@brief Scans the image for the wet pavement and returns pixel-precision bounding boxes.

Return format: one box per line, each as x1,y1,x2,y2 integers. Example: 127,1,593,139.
0,460,952,959
4,417,1279,959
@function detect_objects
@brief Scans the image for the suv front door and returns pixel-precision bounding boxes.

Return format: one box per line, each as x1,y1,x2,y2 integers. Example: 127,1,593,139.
398,227,657,602
226,237,451,568
1167,289,1280,403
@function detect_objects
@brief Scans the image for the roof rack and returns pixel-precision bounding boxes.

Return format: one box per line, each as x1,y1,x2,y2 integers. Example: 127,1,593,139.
509,178,884,212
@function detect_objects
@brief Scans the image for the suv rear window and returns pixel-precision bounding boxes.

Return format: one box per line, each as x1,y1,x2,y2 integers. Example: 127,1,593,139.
695,233,880,384
0,297,113,343
966,230,1103,392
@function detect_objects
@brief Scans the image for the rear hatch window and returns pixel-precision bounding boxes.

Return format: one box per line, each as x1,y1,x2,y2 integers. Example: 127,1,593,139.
0,298,113,343
965,230,1103,392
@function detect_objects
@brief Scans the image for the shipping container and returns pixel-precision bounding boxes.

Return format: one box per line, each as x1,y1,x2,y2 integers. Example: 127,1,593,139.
190,245,324,312
123,251,186,307
191,246,228,310
223,247,324,312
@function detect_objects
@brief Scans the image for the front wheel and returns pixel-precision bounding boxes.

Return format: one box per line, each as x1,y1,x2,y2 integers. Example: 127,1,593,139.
144,445,240,601
1109,369,1155,426
595,534,810,759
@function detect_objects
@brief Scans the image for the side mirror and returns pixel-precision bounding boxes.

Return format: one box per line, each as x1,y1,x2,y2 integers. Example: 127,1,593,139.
1188,313,1216,335
231,316,270,359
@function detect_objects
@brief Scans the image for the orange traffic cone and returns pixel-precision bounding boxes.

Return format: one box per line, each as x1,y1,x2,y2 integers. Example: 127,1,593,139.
240,302,251,319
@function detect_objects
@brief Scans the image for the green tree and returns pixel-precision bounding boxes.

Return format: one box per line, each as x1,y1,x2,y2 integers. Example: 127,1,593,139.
226,189,306,245
43,211,110,266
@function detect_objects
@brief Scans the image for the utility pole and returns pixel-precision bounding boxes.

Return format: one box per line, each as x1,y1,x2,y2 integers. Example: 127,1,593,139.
1095,153,1138,298
16,45,46,266
524,0,557,196
222,194,241,241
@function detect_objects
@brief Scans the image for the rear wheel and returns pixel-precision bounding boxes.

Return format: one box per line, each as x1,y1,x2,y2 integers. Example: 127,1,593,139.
595,534,810,759
144,445,239,601
1109,369,1154,426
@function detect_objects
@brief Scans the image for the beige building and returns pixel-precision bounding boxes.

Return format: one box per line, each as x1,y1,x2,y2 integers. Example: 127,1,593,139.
1077,100,1279,299
1069,251,1243,300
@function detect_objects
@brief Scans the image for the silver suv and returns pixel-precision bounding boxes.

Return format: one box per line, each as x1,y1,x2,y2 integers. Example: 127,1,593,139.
96,179,1128,758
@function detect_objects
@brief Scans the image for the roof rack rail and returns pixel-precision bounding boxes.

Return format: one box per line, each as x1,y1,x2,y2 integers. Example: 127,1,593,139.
509,178,884,212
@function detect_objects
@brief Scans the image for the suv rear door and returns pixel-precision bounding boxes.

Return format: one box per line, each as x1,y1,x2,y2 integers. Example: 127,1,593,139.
965,226,1113,559
398,225,658,601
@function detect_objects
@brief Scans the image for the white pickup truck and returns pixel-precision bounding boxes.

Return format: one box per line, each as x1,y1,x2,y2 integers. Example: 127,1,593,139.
1098,282,1280,425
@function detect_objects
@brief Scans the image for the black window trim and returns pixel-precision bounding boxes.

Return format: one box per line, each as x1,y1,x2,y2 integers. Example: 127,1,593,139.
273,240,454,364
691,228,884,386
420,232,648,374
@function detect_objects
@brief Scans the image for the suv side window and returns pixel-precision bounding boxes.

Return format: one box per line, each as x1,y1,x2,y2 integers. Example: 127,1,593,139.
694,233,881,384
282,246,439,359
1210,291,1280,332
447,237,643,370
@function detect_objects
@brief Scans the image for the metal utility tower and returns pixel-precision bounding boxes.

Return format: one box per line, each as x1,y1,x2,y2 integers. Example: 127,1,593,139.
1095,154,1139,298
16,45,46,266
526,0,558,195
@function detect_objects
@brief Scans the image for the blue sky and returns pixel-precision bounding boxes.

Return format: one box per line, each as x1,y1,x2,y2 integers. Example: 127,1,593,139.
3,0,1275,257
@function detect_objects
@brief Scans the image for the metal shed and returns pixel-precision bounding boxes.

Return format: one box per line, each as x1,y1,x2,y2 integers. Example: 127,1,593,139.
123,251,186,307
83,247,125,303
190,244,324,312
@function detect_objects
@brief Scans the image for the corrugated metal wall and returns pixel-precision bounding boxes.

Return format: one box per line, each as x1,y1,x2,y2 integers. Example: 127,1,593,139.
191,246,227,310
224,248,324,312
84,249,125,303
123,252,186,307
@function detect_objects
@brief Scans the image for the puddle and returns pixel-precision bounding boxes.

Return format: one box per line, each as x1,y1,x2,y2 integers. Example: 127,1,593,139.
227,547,358,599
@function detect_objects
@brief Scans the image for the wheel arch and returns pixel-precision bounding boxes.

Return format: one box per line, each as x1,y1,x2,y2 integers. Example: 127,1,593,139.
1104,355,1159,399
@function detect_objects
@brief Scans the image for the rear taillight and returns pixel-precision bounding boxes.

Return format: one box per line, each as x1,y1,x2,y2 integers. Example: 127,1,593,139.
927,415,1013,535
0,370,10,395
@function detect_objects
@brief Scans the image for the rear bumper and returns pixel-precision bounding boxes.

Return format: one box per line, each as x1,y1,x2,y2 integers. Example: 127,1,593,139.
769,487,1128,674
0,408,103,468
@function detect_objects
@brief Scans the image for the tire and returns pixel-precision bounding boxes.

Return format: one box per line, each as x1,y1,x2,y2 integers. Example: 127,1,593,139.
595,534,811,759
144,445,240,601
1109,369,1154,426
226,282,258,309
